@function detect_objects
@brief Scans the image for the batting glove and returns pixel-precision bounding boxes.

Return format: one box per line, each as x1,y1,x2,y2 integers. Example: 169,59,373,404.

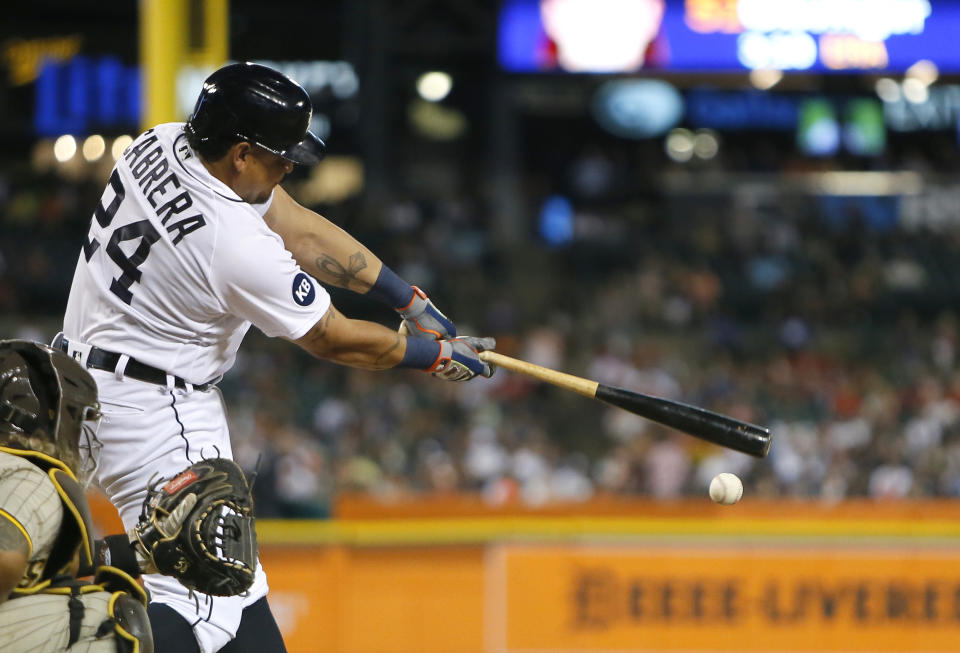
398,286,457,340
428,336,496,381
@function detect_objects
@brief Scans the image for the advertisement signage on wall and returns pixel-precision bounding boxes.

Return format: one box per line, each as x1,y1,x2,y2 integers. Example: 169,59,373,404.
492,545,960,652
500,0,958,73
32,58,358,138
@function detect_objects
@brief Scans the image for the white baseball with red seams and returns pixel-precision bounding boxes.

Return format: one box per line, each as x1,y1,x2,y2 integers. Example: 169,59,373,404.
709,472,743,505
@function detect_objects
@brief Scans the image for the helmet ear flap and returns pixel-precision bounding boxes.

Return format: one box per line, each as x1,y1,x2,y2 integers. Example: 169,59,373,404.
185,91,245,162
188,93,239,143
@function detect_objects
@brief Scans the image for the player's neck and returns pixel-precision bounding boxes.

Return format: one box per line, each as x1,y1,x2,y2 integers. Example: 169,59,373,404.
200,156,242,196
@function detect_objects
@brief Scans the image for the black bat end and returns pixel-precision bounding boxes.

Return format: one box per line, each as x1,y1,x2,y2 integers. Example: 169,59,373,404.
595,385,772,458
755,427,772,457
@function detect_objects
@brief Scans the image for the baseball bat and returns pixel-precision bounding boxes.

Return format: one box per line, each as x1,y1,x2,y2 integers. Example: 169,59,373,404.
478,350,771,458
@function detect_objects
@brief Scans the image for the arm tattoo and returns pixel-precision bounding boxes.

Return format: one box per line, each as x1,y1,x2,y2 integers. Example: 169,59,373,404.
315,251,372,292
0,517,29,556
307,309,336,344
374,334,403,365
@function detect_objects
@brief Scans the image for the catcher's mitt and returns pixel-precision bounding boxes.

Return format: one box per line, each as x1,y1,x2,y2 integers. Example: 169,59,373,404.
133,458,258,596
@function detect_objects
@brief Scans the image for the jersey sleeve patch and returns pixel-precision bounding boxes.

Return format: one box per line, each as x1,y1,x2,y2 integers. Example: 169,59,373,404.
211,226,330,339
292,273,316,306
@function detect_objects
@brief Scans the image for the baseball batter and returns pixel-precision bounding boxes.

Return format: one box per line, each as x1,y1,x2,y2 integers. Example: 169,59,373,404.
59,62,495,653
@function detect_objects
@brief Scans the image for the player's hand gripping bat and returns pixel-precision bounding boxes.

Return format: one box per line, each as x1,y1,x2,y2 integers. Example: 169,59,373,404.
399,323,771,457
478,350,771,458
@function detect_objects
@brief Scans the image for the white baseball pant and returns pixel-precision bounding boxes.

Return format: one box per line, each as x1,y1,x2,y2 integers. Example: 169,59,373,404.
87,367,268,653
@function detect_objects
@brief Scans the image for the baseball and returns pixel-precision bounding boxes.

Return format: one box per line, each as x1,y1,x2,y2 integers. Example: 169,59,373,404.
709,472,743,505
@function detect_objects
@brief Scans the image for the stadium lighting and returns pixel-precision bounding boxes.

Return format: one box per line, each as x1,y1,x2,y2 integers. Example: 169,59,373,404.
53,135,77,162
874,78,901,103
902,77,928,104
749,69,783,90
693,130,719,160
416,71,453,102
665,128,694,162
112,135,133,160
82,135,106,162
906,59,938,86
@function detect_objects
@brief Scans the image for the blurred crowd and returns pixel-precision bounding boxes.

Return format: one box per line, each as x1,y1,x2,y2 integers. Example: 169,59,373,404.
4,146,960,517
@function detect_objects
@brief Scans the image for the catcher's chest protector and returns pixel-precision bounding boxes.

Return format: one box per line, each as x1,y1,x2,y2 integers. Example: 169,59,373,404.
0,446,95,591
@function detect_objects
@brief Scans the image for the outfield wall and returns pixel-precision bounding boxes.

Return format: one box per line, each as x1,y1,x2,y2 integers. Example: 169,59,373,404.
90,494,960,652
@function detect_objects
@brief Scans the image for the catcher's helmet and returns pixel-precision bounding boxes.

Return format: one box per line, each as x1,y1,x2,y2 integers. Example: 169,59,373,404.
185,62,326,165
0,340,99,474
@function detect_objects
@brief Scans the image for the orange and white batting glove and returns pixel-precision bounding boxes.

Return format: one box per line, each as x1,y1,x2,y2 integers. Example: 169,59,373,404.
397,286,457,340
427,336,496,381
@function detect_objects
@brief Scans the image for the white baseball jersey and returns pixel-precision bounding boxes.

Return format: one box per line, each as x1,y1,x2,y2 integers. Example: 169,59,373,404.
63,122,330,384
60,122,330,652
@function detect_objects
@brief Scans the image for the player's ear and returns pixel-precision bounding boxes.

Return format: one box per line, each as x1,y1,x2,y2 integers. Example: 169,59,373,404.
232,142,254,170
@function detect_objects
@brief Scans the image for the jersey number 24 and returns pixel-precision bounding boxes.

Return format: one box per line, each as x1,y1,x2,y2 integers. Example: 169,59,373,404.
83,169,160,305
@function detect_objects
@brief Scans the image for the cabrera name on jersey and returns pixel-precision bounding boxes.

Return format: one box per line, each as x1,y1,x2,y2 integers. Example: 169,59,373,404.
63,123,330,384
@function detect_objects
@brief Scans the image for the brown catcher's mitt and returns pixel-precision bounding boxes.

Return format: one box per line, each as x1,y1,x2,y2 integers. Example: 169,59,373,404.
133,458,258,596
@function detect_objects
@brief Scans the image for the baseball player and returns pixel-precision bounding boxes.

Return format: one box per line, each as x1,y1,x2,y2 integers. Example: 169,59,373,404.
0,339,152,652
58,62,495,653
0,340,258,652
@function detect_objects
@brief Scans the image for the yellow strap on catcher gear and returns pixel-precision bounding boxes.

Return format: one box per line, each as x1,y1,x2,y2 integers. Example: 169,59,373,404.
109,591,154,653
0,445,72,475
46,467,95,576
94,565,148,606
0,445,93,586
8,576,153,653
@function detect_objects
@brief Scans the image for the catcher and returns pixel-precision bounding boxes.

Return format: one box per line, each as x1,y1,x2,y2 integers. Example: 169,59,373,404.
0,340,257,652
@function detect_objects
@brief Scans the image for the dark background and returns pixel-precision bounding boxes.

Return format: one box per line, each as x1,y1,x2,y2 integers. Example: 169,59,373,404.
4,1,960,513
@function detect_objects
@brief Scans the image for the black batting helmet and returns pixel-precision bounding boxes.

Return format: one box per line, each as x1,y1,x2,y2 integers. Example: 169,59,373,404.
185,62,326,165
0,340,99,476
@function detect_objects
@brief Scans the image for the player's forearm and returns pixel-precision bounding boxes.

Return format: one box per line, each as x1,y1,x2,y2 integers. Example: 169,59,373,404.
291,223,385,294
294,305,414,370
0,518,29,603
318,333,405,370
266,188,462,339
293,308,491,380
0,550,27,604
266,187,385,293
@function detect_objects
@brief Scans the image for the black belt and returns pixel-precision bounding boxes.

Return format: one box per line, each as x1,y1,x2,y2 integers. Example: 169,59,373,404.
57,338,215,392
